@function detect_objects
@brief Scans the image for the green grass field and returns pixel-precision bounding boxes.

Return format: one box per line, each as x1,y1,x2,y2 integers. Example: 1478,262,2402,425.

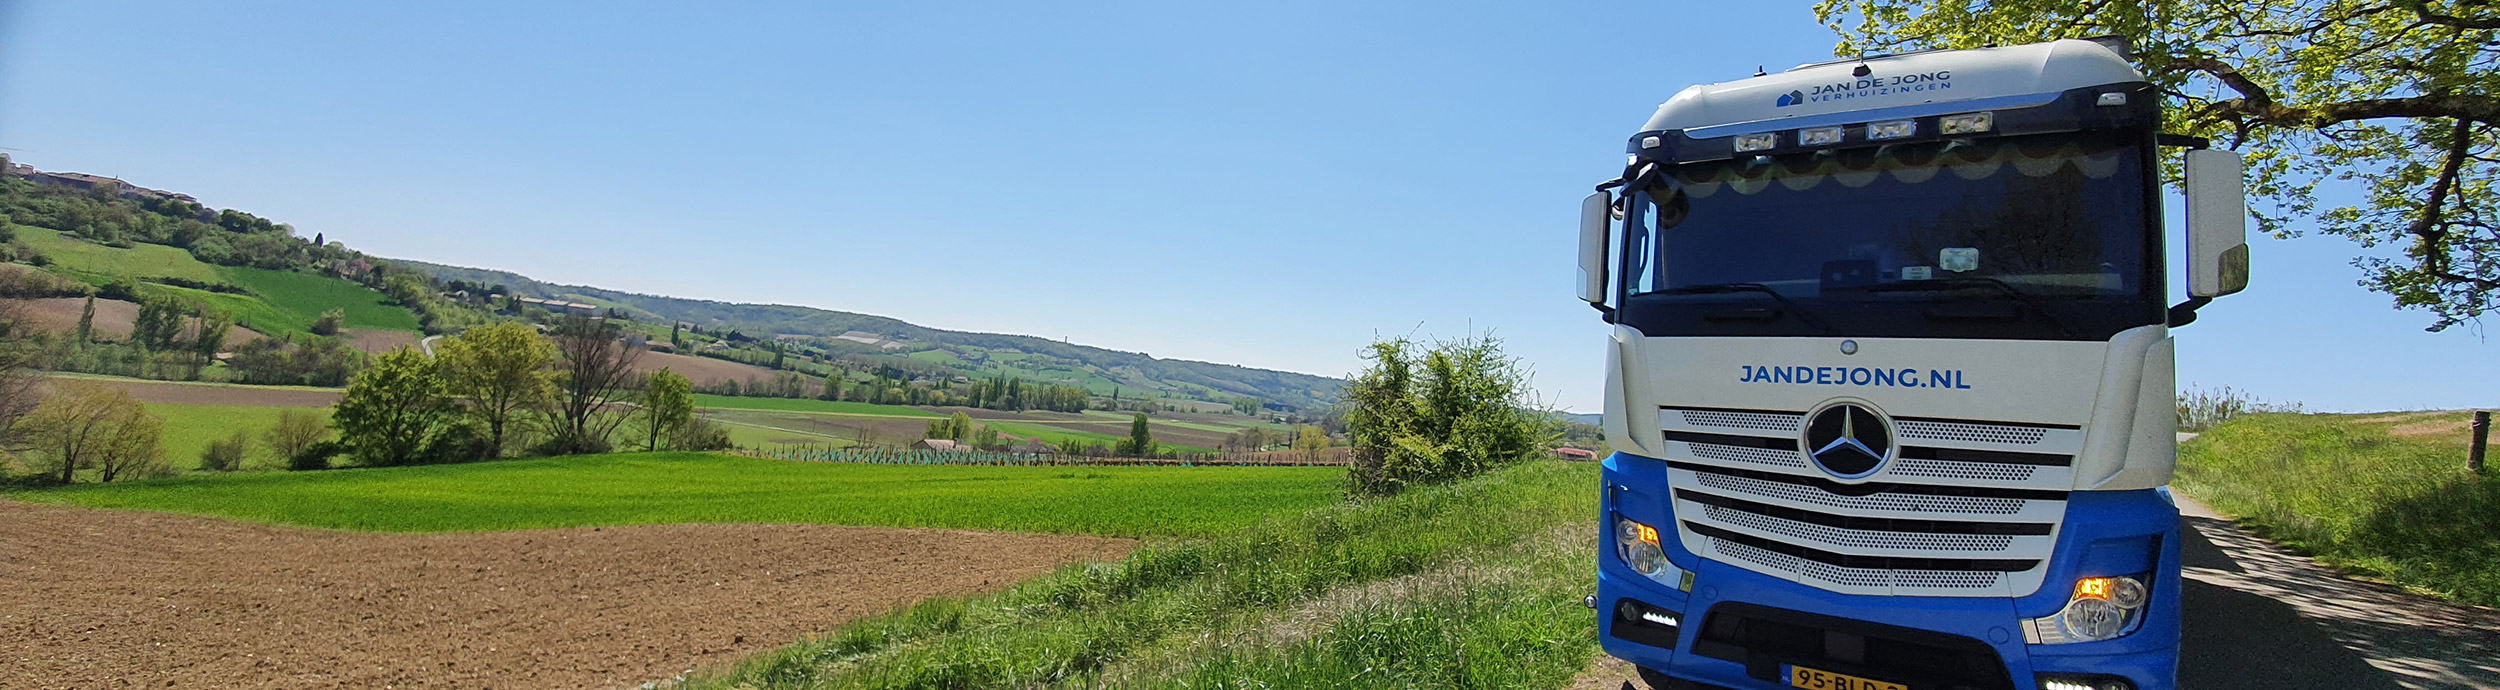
692,394,941,418
2177,411,2500,607
692,460,1602,689
15,226,223,283
213,265,422,332
10,453,1343,537
148,402,332,471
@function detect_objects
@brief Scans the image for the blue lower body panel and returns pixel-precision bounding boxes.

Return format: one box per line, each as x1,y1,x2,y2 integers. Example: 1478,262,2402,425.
1598,452,2182,690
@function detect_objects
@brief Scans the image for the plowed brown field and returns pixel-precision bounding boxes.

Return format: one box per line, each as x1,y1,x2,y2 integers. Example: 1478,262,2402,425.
0,500,1134,690
633,350,780,387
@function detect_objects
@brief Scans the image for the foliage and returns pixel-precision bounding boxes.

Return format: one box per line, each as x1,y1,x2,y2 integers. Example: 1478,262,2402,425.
225,333,361,387
1343,336,1555,496
309,308,343,336
629,369,695,452
198,429,248,472
288,439,342,471
542,316,642,455
437,321,555,456
1116,412,1155,457
19,380,166,483
2176,385,2306,431
926,411,976,441
261,408,331,461
333,347,452,467
9,452,1347,537
679,461,1600,690
675,417,735,451
1815,0,2500,329
2177,412,2500,606
0,299,46,453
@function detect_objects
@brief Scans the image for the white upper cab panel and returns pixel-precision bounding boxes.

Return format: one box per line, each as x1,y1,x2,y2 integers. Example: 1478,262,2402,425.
1642,39,2143,136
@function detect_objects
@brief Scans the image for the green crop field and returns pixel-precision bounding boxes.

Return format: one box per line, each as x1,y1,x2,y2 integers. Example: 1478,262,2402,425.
14,226,223,284
692,394,941,417
149,403,333,471
10,453,1343,537
214,266,421,332
157,268,418,336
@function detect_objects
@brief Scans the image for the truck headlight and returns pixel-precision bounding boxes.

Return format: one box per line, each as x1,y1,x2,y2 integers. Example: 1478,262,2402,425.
2024,574,2151,644
1613,515,1692,590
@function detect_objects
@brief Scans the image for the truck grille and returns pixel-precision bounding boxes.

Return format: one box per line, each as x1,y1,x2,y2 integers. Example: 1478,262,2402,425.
1658,406,2079,597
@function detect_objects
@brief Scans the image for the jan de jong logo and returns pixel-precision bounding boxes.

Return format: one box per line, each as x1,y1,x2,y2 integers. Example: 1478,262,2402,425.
1801,402,1892,479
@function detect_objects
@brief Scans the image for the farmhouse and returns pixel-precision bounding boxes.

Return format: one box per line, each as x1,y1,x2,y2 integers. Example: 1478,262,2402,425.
833,331,907,350
910,439,964,452
514,296,599,315
1552,447,1598,461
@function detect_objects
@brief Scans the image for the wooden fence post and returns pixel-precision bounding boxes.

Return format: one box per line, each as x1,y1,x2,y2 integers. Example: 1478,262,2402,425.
2471,410,2490,472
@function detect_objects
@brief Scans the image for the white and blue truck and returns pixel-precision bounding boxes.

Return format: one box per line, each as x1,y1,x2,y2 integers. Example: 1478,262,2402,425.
1579,38,2249,690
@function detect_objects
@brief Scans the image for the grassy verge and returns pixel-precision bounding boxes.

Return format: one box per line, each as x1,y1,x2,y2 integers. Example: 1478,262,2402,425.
7,453,1342,537
2176,411,2500,607
685,460,1601,690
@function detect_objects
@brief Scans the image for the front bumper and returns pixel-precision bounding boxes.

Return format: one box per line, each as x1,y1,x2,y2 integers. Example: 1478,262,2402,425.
1598,452,2182,690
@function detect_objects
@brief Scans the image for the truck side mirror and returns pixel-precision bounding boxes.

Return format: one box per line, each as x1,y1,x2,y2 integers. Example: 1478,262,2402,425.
2184,149,2250,298
1579,191,1610,305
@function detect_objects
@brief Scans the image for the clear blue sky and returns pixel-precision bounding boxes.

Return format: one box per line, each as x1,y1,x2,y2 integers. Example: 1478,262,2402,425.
0,2,2488,413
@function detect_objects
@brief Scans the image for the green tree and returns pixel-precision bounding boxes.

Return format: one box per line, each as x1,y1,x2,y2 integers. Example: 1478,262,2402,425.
188,306,231,377
74,292,94,345
310,308,344,336
1342,335,1554,496
542,315,642,454
333,347,452,467
19,380,166,483
130,295,186,350
1117,412,1155,457
436,321,555,456
630,368,695,452
262,408,330,460
1816,0,2500,328
199,429,249,471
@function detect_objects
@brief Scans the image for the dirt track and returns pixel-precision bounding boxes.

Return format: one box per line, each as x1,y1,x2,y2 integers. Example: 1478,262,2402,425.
0,500,1135,689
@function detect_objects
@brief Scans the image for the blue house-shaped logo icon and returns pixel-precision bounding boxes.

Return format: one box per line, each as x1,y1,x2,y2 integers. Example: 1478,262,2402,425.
1775,90,1806,107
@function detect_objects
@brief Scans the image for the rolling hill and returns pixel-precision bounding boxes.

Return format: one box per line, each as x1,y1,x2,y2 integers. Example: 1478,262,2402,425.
395,258,1344,411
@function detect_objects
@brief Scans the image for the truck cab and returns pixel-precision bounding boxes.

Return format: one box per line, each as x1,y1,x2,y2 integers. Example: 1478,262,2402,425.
1580,38,2249,690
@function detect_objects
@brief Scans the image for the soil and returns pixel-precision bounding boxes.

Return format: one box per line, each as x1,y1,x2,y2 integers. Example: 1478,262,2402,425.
0,499,1136,690
63,376,342,407
633,350,780,387
7,297,267,347
340,328,420,355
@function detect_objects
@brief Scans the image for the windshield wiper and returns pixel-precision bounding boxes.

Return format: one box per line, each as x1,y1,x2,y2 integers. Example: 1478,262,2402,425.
1650,283,1836,333
1863,278,2080,338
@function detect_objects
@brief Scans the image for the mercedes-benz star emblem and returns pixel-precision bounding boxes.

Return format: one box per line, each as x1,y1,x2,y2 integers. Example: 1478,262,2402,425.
1802,403,1891,479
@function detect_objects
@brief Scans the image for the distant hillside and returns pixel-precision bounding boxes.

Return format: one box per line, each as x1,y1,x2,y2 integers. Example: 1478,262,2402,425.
392,258,1344,412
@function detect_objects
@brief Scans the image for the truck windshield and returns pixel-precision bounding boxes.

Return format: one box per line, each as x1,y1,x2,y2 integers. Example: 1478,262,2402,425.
1624,130,2151,304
